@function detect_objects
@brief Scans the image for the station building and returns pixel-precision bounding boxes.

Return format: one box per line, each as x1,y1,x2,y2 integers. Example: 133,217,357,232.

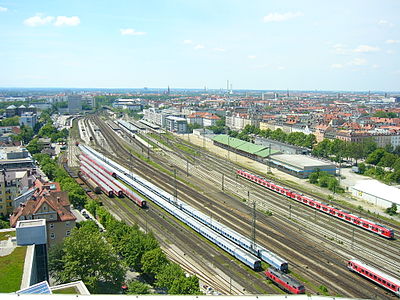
269,154,336,178
212,134,280,162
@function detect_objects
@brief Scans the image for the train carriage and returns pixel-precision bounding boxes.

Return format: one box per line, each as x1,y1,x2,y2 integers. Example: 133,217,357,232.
81,161,124,197
79,144,282,271
81,154,117,178
80,167,114,197
348,259,400,297
81,155,146,207
237,169,394,239
265,268,305,294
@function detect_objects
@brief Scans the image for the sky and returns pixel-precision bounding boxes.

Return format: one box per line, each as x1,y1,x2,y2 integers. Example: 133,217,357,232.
0,0,399,91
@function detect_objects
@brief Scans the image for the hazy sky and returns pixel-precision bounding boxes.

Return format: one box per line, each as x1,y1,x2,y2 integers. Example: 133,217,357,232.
0,0,399,91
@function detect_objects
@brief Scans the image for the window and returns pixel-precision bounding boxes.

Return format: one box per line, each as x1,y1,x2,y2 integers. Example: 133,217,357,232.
66,230,70,237
66,221,70,227
50,223,54,229
50,214,54,220
50,233,55,239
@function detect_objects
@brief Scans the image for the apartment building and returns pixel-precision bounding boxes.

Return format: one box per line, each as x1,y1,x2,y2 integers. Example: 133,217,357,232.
226,113,259,131
0,169,36,217
10,180,76,247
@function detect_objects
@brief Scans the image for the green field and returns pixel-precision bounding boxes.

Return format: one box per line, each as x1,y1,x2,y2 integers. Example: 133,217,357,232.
53,287,78,294
0,246,27,293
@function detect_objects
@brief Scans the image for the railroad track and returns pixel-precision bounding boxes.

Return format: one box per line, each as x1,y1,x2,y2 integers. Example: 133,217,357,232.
139,127,400,274
86,114,396,298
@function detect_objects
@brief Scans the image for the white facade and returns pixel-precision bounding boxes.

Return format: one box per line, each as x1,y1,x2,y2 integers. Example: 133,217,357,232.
16,219,47,245
350,180,400,210
20,112,37,128
391,134,400,148
226,114,259,131
166,116,187,133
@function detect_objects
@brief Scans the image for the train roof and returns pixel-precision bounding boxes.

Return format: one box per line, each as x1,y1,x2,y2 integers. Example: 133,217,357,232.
268,268,304,288
81,161,122,192
349,259,400,286
84,146,284,267
80,166,113,192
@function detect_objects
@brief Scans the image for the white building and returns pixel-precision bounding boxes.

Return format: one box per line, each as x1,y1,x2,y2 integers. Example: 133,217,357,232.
20,112,37,128
226,113,259,131
166,116,187,133
67,95,82,114
350,180,400,210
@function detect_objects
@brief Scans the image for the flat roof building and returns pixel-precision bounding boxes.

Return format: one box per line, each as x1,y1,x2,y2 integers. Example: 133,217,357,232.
270,154,336,178
350,180,400,210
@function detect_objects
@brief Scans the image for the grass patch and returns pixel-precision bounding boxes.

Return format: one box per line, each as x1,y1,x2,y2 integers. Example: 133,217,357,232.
135,133,159,149
52,287,78,294
148,133,171,149
318,285,329,296
290,271,309,284
260,209,273,216
0,246,27,293
0,231,15,241
175,143,200,157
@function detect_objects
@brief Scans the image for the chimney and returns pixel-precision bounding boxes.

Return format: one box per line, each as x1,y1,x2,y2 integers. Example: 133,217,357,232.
57,197,60,203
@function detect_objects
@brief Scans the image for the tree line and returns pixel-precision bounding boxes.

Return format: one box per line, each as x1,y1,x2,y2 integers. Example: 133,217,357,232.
59,200,201,295
226,125,317,149
34,153,88,208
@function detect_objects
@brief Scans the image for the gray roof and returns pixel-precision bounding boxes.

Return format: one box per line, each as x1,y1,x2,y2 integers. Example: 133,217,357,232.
6,105,16,109
271,154,335,168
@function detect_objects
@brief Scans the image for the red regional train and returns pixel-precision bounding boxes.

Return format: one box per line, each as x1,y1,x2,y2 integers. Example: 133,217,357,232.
236,170,394,239
80,166,114,197
81,155,146,208
82,154,117,178
81,161,124,197
348,259,400,297
265,268,305,294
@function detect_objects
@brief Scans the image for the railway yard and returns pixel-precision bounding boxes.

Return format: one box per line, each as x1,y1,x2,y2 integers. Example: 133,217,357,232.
68,113,400,299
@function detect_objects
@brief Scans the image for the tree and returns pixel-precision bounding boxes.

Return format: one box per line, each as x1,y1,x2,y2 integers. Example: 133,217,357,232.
362,138,377,157
385,203,398,216
349,142,364,163
378,152,397,169
0,219,10,229
328,177,339,193
26,138,43,154
68,191,87,209
366,148,386,165
127,280,150,295
48,242,65,282
0,116,20,126
121,232,159,271
168,275,201,295
141,248,169,279
155,263,185,291
85,199,99,217
358,162,366,174
318,172,330,188
309,172,319,184
56,226,126,293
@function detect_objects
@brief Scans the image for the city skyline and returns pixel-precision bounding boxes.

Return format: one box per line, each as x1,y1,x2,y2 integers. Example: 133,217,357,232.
0,0,399,91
